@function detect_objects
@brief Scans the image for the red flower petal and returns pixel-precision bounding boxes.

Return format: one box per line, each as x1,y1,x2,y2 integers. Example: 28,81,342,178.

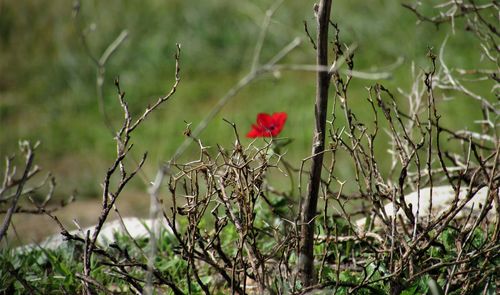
246,112,287,138
257,113,273,127
271,112,287,136
246,124,264,138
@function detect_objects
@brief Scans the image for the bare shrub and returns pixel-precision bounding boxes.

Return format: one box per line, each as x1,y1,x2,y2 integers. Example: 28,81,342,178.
0,141,73,244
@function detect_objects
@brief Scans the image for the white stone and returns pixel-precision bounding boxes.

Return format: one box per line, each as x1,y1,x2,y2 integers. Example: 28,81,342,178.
18,217,173,252
355,185,498,230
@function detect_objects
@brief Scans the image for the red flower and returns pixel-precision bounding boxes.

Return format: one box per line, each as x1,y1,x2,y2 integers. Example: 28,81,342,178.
247,112,287,138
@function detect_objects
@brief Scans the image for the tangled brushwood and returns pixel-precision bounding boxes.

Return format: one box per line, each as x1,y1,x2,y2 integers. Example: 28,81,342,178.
1,0,499,294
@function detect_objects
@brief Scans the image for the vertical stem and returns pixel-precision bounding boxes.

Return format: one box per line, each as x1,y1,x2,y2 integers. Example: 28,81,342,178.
144,166,166,295
298,0,332,287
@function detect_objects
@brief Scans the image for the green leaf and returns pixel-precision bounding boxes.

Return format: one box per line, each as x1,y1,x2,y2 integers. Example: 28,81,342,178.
401,284,418,295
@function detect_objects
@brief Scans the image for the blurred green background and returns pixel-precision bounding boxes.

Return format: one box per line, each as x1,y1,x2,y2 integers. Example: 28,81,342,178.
0,0,494,200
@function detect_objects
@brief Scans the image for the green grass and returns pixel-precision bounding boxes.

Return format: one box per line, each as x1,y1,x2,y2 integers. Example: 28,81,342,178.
3,218,497,294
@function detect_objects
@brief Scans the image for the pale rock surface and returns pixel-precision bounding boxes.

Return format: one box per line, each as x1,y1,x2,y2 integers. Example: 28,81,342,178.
18,217,172,252
355,185,498,230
